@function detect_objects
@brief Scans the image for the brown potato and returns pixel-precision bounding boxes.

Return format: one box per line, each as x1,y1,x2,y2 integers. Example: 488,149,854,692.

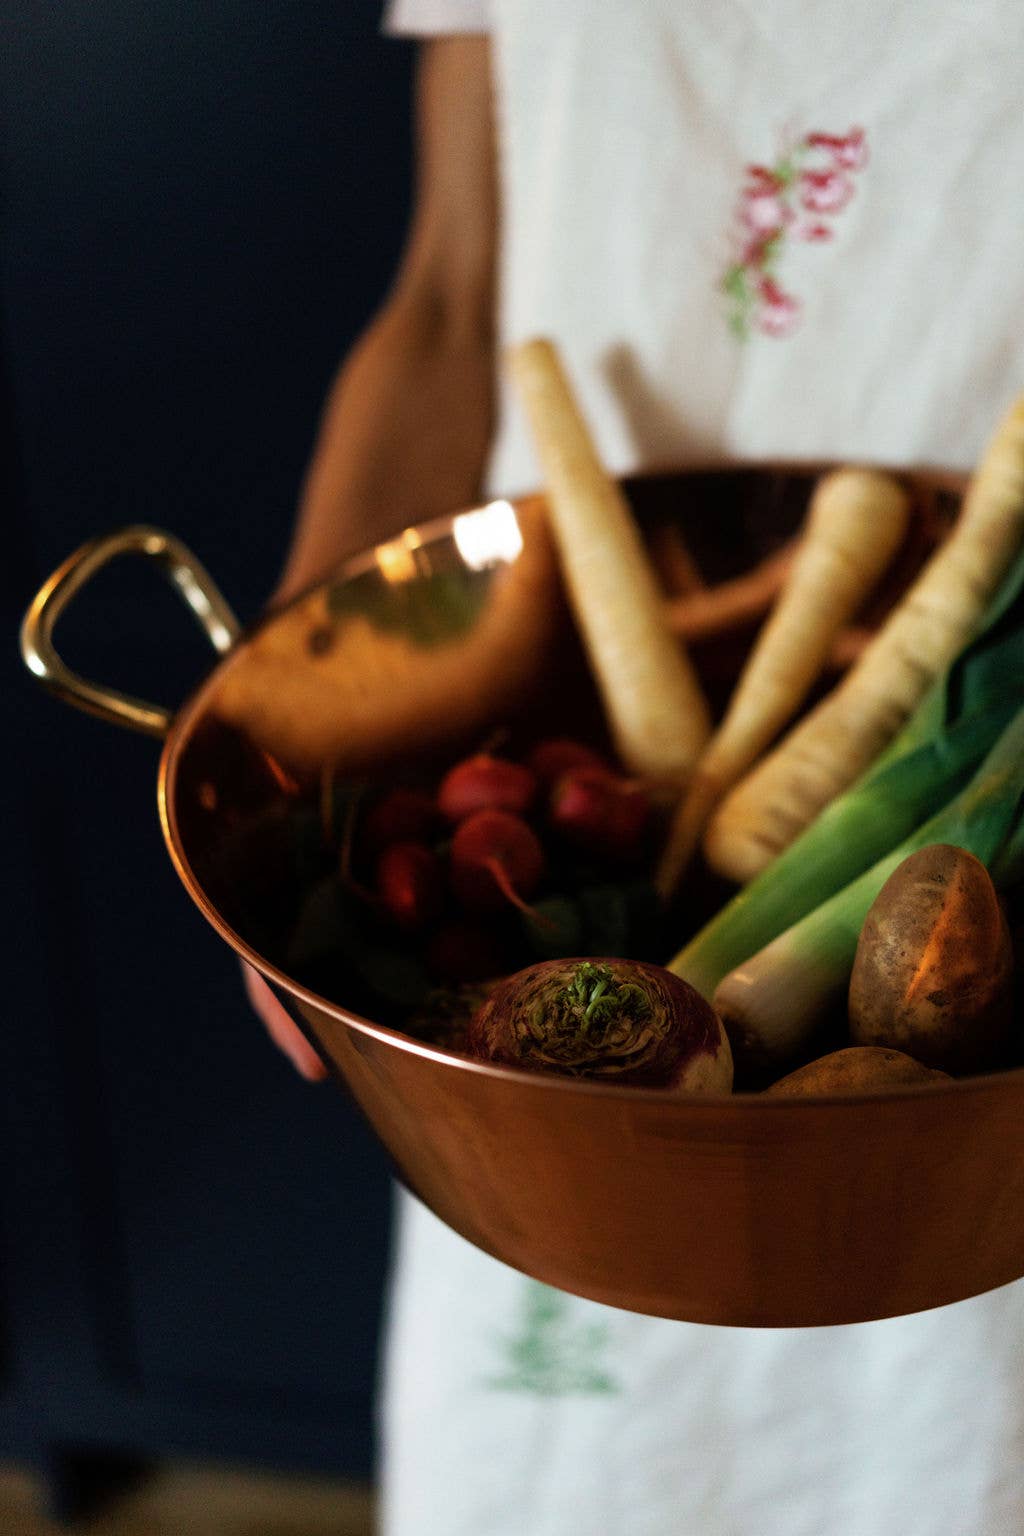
848,844,1014,1074
766,1046,951,1096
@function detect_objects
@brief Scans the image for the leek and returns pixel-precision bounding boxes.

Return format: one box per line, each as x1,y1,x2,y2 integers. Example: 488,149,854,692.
712,704,1024,1067
671,540,1024,1000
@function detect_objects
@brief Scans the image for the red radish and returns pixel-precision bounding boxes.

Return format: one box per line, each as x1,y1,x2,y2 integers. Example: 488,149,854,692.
376,841,443,931
362,787,439,854
449,809,544,914
426,919,508,984
525,737,611,787
437,754,537,823
550,767,651,861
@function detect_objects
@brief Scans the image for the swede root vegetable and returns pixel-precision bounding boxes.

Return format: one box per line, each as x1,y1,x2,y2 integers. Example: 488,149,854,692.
657,468,911,897
705,393,1024,884
507,337,711,782
848,844,1015,1074
766,1046,951,1096
467,958,733,1091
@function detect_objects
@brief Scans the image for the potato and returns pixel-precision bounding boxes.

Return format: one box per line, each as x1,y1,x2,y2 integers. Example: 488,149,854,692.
766,1046,951,1096
848,844,1014,1074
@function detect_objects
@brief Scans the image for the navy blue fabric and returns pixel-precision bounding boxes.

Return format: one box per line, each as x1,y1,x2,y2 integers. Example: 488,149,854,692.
2,1,412,1507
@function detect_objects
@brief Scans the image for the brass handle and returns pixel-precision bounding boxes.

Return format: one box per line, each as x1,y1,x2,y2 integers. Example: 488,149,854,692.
20,524,242,739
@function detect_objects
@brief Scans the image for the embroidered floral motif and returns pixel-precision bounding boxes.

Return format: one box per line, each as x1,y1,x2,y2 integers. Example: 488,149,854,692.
722,127,868,340
484,1280,619,1397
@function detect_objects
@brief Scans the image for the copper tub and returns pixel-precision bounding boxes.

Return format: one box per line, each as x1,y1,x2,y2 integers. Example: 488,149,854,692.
21,469,1024,1329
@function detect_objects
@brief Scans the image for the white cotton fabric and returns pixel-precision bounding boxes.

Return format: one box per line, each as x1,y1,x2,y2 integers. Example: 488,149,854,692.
378,3,1024,1534
385,0,488,36
383,1196,1024,1536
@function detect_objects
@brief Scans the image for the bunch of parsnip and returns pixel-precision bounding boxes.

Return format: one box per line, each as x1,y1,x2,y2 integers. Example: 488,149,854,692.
508,336,1024,1092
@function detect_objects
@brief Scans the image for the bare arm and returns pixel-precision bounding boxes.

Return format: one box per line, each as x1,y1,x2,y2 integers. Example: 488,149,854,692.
276,35,498,601
251,36,497,1077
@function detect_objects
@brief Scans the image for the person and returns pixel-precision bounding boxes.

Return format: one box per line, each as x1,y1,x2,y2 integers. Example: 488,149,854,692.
248,4,1024,1532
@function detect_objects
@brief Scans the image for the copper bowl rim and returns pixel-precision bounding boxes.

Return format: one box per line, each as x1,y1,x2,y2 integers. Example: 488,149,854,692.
159,481,1023,1112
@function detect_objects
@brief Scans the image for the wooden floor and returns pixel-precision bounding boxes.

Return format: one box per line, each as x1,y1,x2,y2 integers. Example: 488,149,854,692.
0,1464,376,1535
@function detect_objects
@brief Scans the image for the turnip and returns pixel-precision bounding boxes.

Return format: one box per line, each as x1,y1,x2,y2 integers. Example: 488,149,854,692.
467,957,733,1091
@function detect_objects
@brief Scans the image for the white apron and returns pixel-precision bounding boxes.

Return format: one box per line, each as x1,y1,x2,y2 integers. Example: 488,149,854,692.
382,3,1024,1532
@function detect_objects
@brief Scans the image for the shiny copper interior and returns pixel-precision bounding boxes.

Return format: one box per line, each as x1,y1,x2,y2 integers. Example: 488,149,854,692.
157,468,1024,1327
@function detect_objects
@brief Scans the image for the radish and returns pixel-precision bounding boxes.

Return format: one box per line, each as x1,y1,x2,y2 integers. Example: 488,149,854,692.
449,809,544,913
526,737,611,788
425,919,508,984
362,787,439,855
549,768,650,862
437,753,538,823
376,842,444,932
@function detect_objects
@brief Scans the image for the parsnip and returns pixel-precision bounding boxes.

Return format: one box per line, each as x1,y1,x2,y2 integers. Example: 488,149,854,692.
664,541,796,642
705,394,1024,883
657,468,910,896
507,337,711,782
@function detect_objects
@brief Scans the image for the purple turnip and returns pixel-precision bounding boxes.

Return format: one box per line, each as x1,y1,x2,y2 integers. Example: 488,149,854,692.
467,957,733,1091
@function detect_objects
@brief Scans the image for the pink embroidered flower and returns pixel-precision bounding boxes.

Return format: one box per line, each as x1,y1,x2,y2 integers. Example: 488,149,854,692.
800,168,855,214
741,189,790,234
795,221,833,242
834,128,868,170
720,125,868,340
757,277,801,337
805,128,869,171
745,164,783,190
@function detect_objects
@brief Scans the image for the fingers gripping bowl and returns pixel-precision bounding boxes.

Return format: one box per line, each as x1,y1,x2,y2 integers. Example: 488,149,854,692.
22,471,1024,1328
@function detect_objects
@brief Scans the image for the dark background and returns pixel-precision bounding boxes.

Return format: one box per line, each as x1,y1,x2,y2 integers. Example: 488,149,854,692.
3,2,414,1516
